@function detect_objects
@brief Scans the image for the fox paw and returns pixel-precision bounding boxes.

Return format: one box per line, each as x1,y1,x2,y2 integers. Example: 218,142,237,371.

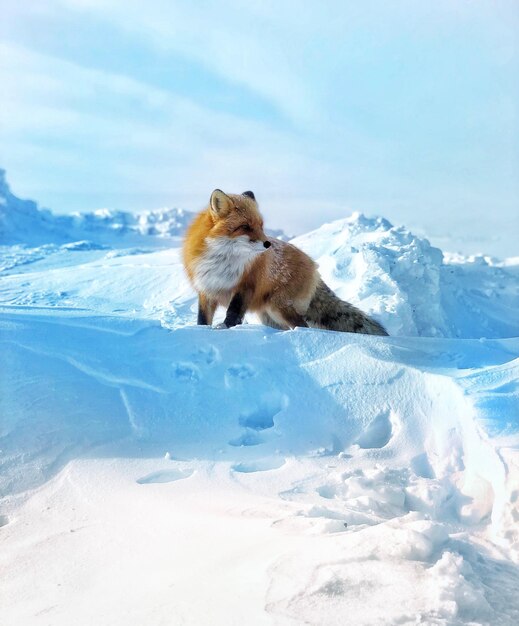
214,322,229,330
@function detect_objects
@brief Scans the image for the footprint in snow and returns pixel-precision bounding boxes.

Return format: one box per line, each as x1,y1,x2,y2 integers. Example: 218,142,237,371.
224,364,256,387
137,469,194,484
228,393,288,447
192,344,220,366
239,392,288,430
355,409,395,449
172,362,200,383
239,407,276,431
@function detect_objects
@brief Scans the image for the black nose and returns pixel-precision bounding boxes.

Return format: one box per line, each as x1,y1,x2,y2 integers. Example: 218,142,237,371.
264,241,271,249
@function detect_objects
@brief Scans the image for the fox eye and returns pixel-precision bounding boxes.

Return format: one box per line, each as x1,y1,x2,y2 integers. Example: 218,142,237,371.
234,224,251,233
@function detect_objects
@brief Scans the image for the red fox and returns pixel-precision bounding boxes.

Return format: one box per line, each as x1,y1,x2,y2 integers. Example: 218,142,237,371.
183,189,388,335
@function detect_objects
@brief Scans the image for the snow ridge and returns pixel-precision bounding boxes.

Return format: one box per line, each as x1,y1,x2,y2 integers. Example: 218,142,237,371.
0,168,195,246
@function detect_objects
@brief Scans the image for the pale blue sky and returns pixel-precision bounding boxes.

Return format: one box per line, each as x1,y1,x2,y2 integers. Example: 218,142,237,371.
1,1,518,255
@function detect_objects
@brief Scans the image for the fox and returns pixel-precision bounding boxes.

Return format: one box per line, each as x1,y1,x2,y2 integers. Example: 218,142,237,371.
182,189,388,335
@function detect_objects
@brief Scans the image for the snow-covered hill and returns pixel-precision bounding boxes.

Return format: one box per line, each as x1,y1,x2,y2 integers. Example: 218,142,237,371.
293,215,519,339
1,171,518,625
0,168,196,247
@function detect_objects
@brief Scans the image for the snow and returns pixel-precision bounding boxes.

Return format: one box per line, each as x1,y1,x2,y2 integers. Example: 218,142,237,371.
1,172,518,625
293,213,519,339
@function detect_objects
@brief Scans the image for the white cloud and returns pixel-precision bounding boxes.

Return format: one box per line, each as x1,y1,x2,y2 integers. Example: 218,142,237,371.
1,1,518,251
0,41,349,231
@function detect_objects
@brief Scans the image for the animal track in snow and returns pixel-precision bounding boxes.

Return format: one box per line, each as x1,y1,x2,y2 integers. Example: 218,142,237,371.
228,392,288,447
192,344,220,366
238,393,288,431
172,362,200,383
239,409,275,431
137,468,194,484
224,363,256,386
355,409,395,449
232,458,286,473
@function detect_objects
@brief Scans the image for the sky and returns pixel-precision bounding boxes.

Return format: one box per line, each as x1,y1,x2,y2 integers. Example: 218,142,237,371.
1,0,518,255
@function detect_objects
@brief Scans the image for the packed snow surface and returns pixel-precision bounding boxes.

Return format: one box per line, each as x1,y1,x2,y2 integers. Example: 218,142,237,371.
1,172,518,625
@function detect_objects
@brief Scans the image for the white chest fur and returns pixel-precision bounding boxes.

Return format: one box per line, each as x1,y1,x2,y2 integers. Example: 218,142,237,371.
193,236,264,295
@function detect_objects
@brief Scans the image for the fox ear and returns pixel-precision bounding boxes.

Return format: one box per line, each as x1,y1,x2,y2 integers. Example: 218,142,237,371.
210,189,233,216
242,190,255,201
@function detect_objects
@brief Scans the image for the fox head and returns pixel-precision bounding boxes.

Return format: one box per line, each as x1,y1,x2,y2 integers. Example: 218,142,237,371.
208,189,271,253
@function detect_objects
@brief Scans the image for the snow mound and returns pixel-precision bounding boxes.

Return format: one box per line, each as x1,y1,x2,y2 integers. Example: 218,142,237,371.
0,169,70,246
294,213,519,338
0,169,195,247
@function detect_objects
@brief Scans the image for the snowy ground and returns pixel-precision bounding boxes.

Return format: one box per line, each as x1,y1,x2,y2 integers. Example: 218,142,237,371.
1,174,519,625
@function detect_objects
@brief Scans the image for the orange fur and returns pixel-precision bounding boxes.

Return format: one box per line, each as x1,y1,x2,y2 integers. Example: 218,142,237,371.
183,190,318,328
183,189,388,335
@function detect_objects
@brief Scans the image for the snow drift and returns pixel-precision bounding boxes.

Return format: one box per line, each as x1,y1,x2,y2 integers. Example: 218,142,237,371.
1,171,518,625
2,311,518,625
0,168,195,246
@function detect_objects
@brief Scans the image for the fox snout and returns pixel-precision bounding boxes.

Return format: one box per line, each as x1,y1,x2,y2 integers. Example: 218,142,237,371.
255,235,271,250
249,237,271,253
249,230,271,250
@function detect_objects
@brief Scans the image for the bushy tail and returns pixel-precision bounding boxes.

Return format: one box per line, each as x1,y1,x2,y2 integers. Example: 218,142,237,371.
304,279,388,336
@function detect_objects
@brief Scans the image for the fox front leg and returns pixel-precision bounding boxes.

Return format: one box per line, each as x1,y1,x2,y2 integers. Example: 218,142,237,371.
198,294,218,325
215,291,250,329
